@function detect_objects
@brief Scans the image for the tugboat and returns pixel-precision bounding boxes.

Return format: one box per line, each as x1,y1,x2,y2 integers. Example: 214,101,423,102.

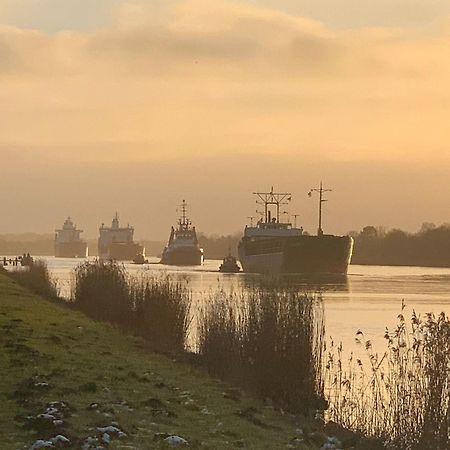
98,213,145,261
55,217,88,258
133,253,148,265
219,252,241,273
161,200,204,266
238,185,353,275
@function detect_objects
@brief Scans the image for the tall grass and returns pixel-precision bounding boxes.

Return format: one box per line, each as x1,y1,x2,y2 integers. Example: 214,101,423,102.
71,261,190,353
9,259,59,299
72,260,131,325
198,283,325,414
326,306,450,450
131,274,191,352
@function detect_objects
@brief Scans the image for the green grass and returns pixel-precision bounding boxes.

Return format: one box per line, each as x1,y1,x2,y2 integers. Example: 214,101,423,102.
0,272,323,450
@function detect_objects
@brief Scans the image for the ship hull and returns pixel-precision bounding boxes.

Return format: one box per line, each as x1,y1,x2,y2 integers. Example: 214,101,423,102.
161,246,204,266
238,235,353,275
55,242,88,258
99,243,145,261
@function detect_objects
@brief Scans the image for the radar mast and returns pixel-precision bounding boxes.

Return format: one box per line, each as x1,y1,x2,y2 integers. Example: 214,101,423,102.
178,200,191,231
308,182,332,236
254,187,292,223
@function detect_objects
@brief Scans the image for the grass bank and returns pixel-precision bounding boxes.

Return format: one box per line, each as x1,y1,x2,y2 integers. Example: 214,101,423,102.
70,262,326,417
0,271,331,450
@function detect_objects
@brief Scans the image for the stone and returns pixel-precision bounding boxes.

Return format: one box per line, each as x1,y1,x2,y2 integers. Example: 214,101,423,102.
164,435,189,446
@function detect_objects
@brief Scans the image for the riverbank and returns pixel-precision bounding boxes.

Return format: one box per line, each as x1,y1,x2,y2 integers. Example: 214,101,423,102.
0,271,328,450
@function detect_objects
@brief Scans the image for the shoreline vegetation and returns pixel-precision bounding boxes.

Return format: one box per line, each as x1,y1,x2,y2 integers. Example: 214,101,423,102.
349,223,450,268
326,305,449,450
0,268,322,450
1,261,449,449
1,223,450,268
70,261,326,417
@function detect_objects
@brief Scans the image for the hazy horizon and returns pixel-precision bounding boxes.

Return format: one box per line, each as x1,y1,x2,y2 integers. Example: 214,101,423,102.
1,0,449,239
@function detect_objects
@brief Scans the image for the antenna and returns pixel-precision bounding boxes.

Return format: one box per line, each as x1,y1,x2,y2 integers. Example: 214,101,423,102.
253,187,292,223
178,200,191,230
292,214,300,228
308,181,332,236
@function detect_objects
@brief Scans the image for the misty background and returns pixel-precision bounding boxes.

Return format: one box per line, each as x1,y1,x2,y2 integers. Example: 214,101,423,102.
1,0,449,240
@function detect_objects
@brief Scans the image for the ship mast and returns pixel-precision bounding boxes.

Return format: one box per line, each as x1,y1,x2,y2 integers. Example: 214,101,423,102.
254,187,291,223
308,182,332,236
178,200,190,230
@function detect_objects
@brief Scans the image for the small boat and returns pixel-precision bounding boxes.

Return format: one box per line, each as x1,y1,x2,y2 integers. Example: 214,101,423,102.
133,253,148,265
219,254,241,273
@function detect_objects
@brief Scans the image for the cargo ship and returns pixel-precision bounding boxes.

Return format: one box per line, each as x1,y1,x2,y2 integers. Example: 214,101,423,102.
55,217,88,258
161,200,204,266
98,213,145,261
238,185,353,275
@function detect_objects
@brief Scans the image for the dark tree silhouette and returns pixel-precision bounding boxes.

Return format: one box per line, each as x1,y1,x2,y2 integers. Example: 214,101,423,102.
352,223,450,267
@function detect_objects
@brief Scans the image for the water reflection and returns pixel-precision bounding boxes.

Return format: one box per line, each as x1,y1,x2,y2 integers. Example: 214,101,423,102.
13,257,450,358
238,272,350,296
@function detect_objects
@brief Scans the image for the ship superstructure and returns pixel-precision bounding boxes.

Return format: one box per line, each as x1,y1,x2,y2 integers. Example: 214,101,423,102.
161,200,204,266
55,217,88,258
238,186,353,275
98,213,144,261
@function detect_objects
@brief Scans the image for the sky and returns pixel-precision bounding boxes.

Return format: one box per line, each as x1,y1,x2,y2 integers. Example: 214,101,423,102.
0,0,449,239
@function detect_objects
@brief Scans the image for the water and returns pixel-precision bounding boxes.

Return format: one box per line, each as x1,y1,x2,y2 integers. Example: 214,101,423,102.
19,257,450,355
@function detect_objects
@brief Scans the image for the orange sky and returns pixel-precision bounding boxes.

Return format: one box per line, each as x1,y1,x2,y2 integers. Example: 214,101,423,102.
0,0,449,238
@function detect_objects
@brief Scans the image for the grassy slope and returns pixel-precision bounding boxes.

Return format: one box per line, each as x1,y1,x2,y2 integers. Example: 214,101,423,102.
0,273,316,450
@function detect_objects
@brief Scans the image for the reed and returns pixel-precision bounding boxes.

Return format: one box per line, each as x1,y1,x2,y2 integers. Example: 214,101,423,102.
198,283,325,415
131,273,191,352
71,260,131,326
9,259,59,299
325,305,450,450
71,261,191,352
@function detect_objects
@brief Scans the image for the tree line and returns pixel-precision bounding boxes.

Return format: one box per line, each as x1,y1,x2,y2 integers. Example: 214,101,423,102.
2,224,449,267
350,223,450,267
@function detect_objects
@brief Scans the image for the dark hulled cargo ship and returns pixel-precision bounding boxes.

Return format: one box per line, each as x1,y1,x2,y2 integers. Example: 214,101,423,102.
238,186,353,275
55,217,88,258
98,213,145,261
161,200,203,266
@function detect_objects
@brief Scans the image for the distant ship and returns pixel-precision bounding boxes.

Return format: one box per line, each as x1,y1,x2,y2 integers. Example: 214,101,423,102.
98,213,145,261
219,254,241,273
238,185,353,275
55,217,88,258
161,200,204,266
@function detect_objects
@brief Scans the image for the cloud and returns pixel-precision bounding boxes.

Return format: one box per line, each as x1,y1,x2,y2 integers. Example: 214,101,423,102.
0,0,122,32
0,0,449,164
0,1,449,236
